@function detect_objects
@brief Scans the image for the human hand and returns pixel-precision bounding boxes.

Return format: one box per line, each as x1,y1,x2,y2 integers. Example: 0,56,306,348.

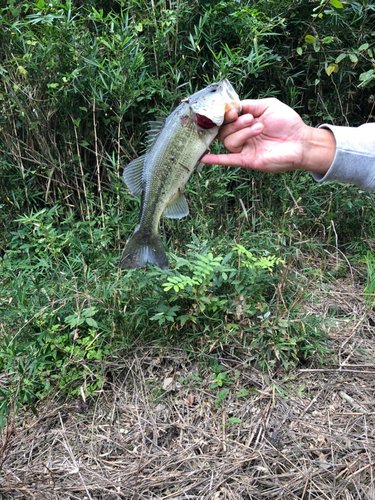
201,98,335,174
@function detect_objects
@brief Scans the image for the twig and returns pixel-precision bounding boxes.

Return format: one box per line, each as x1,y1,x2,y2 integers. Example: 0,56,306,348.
222,408,227,453
73,117,93,242
330,220,339,268
336,459,375,480
93,99,104,227
298,368,375,374
58,412,93,500
339,391,367,414
301,373,338,416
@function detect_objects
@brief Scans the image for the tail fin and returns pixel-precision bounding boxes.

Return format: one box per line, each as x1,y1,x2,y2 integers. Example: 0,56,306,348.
119,228,169,270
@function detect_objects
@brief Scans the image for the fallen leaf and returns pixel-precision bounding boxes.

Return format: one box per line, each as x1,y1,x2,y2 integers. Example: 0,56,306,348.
187,394,195,405
163,377,176,391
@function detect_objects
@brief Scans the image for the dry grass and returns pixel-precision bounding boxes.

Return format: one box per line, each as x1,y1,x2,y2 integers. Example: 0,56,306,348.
1,270,375,499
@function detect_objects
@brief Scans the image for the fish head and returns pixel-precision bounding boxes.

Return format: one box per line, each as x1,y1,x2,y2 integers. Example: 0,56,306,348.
187,79,241,129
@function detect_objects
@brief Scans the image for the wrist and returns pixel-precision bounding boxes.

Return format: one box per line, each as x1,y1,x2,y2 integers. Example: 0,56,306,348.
301,125,336,174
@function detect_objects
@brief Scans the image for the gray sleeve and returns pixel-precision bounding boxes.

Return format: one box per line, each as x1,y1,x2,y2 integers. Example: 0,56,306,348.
311,123,375,191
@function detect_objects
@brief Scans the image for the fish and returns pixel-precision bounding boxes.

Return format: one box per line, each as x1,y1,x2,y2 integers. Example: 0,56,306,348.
119,78,241,270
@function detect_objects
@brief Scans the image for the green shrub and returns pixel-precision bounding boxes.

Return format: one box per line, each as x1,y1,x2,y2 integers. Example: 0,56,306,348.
1,0,373,423
0,206,328,422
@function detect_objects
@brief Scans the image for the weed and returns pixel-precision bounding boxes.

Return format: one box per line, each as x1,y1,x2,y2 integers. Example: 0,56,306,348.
1,0,372,424
364,251,375,304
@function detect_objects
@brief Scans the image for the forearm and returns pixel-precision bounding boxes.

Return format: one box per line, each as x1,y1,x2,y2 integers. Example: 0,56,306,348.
300,125,336,175
311,123,375,191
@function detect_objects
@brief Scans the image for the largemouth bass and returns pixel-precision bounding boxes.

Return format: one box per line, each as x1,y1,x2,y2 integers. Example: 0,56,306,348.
119,79,241,270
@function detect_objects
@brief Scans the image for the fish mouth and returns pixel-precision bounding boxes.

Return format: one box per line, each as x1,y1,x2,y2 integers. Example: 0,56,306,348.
194,113,217,129
189,78,242,127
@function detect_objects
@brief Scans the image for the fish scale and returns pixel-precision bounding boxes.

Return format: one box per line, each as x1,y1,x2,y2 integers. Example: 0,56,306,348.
119,79,241,270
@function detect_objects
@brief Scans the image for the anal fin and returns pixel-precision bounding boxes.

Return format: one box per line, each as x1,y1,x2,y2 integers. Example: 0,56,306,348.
163,192,189,219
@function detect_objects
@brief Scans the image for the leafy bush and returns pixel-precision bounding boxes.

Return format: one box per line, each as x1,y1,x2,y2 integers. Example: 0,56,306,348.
1,0,374,422
0,206,328,422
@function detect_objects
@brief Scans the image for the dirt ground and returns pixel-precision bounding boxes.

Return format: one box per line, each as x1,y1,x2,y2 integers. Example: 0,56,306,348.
1,271,375,499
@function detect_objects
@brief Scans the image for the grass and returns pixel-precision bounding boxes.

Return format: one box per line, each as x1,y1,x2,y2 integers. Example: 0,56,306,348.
0,199,334,422
1,0,375,438
1,1,375,497
2,311,375,498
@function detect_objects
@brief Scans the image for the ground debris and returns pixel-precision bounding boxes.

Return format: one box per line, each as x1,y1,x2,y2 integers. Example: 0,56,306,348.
1,331,375,499
1,271,375,499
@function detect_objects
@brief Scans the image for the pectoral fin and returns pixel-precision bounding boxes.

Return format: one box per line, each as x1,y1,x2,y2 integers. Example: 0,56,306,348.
163,192,189,219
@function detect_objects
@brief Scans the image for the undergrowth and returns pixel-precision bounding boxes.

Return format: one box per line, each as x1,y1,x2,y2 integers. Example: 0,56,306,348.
1,0,375,423
0,206,329,423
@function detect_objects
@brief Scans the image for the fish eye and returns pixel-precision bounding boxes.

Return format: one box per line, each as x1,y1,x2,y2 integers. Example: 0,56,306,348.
209,87,217,93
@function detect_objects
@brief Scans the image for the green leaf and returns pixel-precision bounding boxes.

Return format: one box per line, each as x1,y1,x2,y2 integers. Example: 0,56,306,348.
215,388,230,407
305,35,316,44
335,53,347,64
17,66,28,77
211,363,227,374
349,54,358,64
359,69,375,82
296,47,303,56
64,314,85,328
85,317,98,328
225,323,239,330
277,319,290,328
177,314,194,327
358,43,369,51
82,307,98,318
330,0,343,8
237,388,249,398
227,417,242,425
273,384,289,399
358,69,375,88
296,385,305,397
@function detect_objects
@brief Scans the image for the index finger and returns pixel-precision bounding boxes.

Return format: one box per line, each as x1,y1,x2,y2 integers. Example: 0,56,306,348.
221,98,273,125
200,152,252,169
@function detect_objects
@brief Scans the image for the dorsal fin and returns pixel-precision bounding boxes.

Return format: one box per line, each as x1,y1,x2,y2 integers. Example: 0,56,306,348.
122,155,145,196
146,117,165,149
